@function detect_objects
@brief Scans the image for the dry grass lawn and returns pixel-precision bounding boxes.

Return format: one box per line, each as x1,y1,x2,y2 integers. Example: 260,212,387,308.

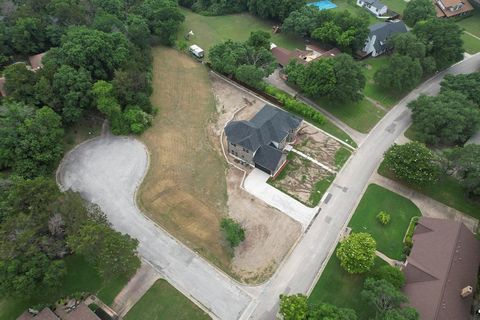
138,47,231,270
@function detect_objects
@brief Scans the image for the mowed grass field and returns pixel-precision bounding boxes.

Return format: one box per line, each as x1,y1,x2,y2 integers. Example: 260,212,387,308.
179,8,304,53
125,280,210,320
138,47,232,271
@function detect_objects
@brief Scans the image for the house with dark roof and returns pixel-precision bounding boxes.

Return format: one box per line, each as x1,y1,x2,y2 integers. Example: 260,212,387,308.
356,0,388,16
402,217,480,320
17,301,101,320
18,308,59,320
271,44,340,67
434,0,474,17
225,104,302,176
362,20,407,57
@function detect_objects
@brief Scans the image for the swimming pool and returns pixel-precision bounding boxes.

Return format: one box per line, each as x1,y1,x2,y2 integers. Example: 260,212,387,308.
308,0,338,10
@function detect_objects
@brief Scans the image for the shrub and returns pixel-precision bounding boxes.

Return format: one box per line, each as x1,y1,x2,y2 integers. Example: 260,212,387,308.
376,211,391,225
371,265,405,289
220,218,245,248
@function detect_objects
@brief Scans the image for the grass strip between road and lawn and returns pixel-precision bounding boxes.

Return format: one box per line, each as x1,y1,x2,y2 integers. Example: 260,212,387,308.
348,184,422,260
0,255,130,320
309,254,387,320
124,279,210,320
461,32,480,54
378,161,480,220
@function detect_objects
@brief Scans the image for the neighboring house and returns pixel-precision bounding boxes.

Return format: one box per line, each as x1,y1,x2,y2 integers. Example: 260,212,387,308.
18,302,101,320
225,104,302,176
402,217,480,320
271,43,340,67
356,0,388,17
363,20,407,57
434,0,474,17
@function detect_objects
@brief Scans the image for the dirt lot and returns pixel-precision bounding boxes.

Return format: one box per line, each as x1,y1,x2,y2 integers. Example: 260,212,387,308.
269,153,333,207
138,49,301,283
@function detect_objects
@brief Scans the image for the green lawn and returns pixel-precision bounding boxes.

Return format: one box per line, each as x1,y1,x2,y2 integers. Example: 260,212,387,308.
316,97,385,133
456,10,480,38
462,32,480,54
348,184,422,260
381,0,407,13
330,0,379,25
309,254,387,320
361,56,406,108
334,147,352,169
0,255,130,320
378,162,480,220
125,280,210,320
179,8,304,53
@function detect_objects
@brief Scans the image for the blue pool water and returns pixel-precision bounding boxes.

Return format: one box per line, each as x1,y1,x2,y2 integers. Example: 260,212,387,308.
308,0,338,10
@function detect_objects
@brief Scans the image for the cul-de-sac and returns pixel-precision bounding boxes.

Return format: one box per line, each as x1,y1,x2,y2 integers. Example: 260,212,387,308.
1,0,480,319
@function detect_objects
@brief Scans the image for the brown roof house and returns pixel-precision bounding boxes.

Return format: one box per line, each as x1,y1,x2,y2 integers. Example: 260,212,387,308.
271,43,340,67
225,104,302,177
17,308,59,320
434,0,474,17
402,217,480,320
17,301,101,320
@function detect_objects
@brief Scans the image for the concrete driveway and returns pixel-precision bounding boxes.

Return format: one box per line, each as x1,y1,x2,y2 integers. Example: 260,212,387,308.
57,136,251,320
244,169,318,229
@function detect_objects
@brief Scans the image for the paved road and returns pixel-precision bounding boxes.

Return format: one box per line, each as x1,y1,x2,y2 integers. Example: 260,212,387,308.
245,53,480,319
57,137,251,320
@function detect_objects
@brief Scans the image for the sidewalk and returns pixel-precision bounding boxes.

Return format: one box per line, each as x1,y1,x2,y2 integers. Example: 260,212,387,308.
370,173,479,232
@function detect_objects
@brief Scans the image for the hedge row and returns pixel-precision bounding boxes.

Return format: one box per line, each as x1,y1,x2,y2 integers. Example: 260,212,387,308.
265,85,326,127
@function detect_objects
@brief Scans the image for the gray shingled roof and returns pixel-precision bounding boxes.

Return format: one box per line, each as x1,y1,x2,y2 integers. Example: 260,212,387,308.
368,21,407,53
253,145,284,173
225,105,302,152
364,0,387,10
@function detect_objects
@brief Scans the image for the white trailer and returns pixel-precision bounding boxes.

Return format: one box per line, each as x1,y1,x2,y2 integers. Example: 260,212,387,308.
189,45,204,59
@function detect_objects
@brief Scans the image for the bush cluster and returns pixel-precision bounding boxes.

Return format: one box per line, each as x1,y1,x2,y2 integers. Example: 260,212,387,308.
376,211,391,225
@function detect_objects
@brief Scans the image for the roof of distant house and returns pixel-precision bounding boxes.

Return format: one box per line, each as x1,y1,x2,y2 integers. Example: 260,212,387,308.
368,21,407,53
364,0,387,9
17,308,59,320
435,0,474,17
28,52,47,70
225,104,302,152
271,44,340,66
403,217,480,320
54,303,100,320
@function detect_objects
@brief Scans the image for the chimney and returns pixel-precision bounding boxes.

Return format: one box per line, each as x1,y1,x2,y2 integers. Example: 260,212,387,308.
461,286,473,298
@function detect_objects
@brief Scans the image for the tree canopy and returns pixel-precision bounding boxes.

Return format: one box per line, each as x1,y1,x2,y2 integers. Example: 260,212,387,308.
440,73,480,106
374,54,423,92
336,232,376,274
383,142,439,185
403,0,435,27
361,278,410,318
448,145,480,197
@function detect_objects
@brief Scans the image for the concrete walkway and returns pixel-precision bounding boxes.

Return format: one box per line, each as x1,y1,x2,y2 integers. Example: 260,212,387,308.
375,251,403,267
111,262,161,317
244,168,318,229
370,173,479,232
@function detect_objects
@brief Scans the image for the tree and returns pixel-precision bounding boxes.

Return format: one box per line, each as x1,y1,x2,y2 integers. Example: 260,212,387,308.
67,221,141,277
246,30,271,50
403,0,435,27
123,106,153,134
287,59,336,98
112,69,153,112
361,278,408,317
9,17,46,55
336,233,376,274
413,19,463,70
371,265,405,289
56,26,129,79
3,63,39,106
14,107,64,178
329,54,365,102
235,64,265,89
52,65,93,123
0,102,34,170
390,33,426,59
384,307,419,320
408,91,480,145
448,145,480,197
220,218,245,248
209,40,246,75
46,0,87,26
383,142,439,185
247,0,306,21
440,73,480,105
374,54,423,91
92,80,122,118
139,0,185,46
92,12,125,33
282,6,330,38
308,303,357,320
279,294,308,320
126,14,151,48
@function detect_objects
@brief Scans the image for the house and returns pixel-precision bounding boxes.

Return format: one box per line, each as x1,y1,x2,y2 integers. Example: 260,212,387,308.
271,44,340,67
225,104,302,176
434,0,474,17
362,20,407,57
18,308,59,320
402,217,480,320
356,0,388,17
18,302,101,320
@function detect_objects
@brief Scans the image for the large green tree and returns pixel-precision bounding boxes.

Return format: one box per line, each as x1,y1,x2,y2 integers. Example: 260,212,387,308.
9,17,47,55
408,91,480,145
247,0,306,21
308,303,357,320
413,19,463,70
440,73,480,105
403,0,435,27
371,265,405,289
279,294,308,320
374,54,423,91
330,54,365,102
3,63,39,106
139,0,185,46
390,33,426,59
67,221,141,277
383,142,439,185
361,278,410,318
448,145,480,197
336,232,376,274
